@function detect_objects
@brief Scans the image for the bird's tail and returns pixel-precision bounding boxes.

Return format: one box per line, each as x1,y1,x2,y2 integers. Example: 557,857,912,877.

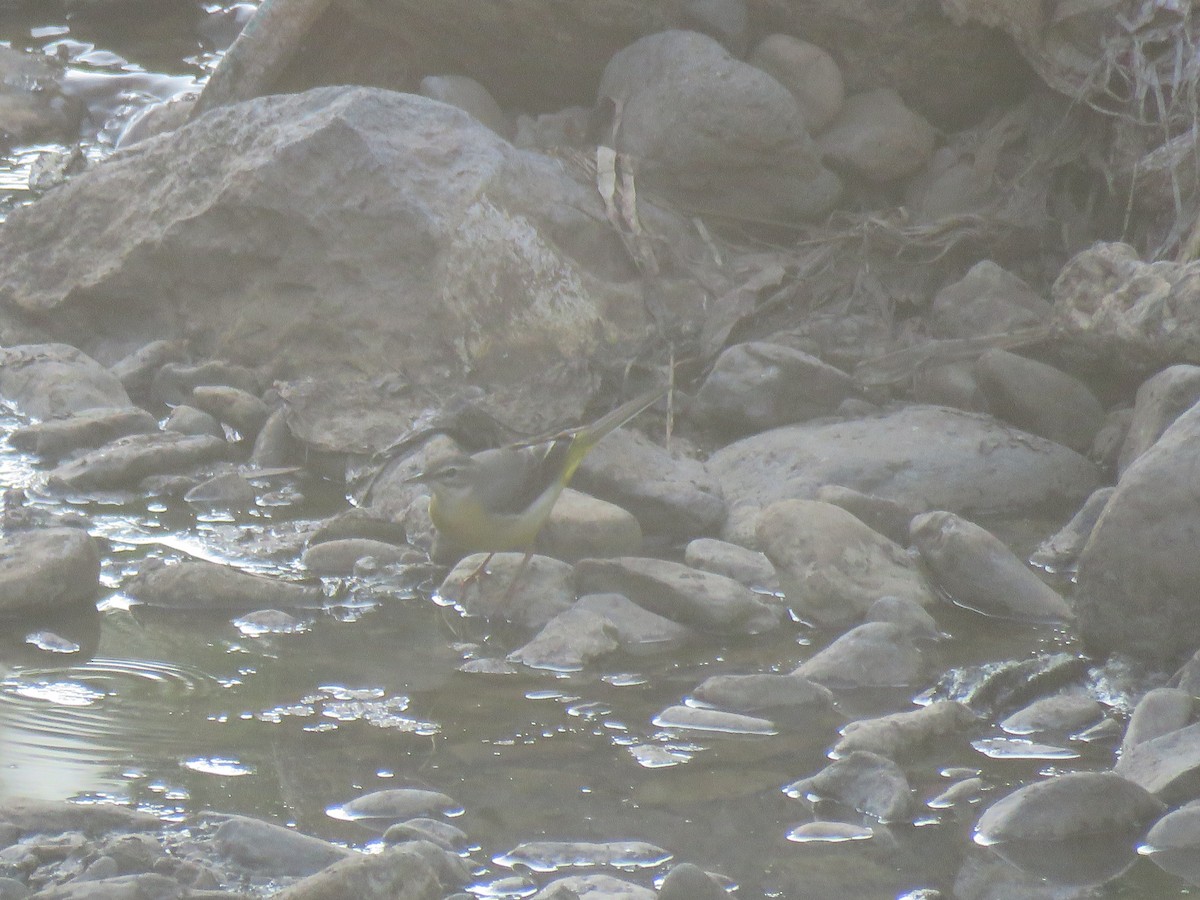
557,385,668,484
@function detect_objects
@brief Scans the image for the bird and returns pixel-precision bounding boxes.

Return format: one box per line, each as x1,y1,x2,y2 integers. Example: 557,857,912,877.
408,385,667,595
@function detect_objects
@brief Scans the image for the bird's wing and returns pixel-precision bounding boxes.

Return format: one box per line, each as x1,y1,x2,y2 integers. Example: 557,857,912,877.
470,440,572,516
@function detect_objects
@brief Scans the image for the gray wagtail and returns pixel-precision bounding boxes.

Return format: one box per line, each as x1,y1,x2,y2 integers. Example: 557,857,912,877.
408,385,667,593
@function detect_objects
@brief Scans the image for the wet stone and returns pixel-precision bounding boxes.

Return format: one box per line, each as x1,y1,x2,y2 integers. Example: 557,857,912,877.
184,471,257,510
573,592,693,648
1121,688,1194,755
653,704,777,736
212,815,350,876
529,873,655,899
507,606,620,671
574,556,782,635
382,817,470,854
249,406,299,467
189,384,271,439
151,360,261,407
974,771,1164,844
999,694,1103,736
833,701,977,759
108,339,189,405
796,621,924,689
124,558,322,611
690,672,835,714
47,432,233,493
1141,800,1200,883
1114,720,1200,803
0,343,131,420
683,537,778,591
1029,486,1114,573
274,840,466,900
757,499,936,628
9,407,158,459
331,788,460,825
0,528,101,616
301,538,419,576
498,839,671,872
864,595,940,640
440,553,574,629
910,511,1072,623
162,404,224,438
309,508,409,546
31,873,187,897
658,861,725,900
785,750,915,823
938,652,1089,718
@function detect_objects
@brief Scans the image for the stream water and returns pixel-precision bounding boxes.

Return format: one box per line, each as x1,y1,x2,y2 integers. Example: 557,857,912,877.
0,4,1193,897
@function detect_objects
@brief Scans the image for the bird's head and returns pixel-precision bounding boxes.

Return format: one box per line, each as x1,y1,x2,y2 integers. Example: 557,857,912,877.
406,454,478,502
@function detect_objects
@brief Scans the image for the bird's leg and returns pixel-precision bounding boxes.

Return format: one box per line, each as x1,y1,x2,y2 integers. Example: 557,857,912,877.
498,549,534,605
460,551,495,590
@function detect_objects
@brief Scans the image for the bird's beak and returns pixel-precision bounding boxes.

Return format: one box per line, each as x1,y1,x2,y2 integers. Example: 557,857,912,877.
402,470,430,485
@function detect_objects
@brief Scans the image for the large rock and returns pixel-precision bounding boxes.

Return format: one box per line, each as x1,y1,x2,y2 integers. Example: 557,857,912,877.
1076,401,1200,663
0,87,715,431
708,405,1101,531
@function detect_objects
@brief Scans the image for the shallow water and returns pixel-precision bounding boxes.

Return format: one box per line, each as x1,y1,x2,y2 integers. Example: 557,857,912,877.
0,4,1193,897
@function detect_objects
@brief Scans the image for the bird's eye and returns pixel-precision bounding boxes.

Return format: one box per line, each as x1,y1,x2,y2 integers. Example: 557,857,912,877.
440,466,459,479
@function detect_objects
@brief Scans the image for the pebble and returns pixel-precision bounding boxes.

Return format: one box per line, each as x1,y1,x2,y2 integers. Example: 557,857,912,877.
162,404,225,438
817,88,935,182
507,606,620,671
1119,363,1200,474
785,750,915,822
689,341,853,435
683,537,778,591
574,556,782,635
1114,720,1200,803
833,701,977,759
691,672,835,714
999,694,1103,736
795,622,923,689
1121,688,1194,755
